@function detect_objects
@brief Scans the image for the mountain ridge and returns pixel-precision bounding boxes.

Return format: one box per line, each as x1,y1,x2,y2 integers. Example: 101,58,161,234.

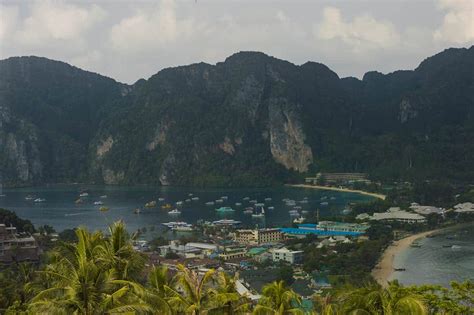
1,47,473,187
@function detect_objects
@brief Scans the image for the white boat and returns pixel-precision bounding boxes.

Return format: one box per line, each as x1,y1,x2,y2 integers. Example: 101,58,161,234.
215,199,224,203
451,245,461,250
191,197,199,201
162,221,189,228
93,201,104,205
212,219,241,226
25,195,35,200
176,201,184,206
188,193,194,197
302,210,309,214
330,196,336,200
158,198,165,201
134,208,141,214
299,200,309,204
342,209,352,215
255,203,265,207
168,209,181,215
34,198,46,203
293,216,306,224
235,202,242,206
205,201,215,206
243,209,254,214
100,195,108,199
264,197,272,201
221,196,228,200
243,197,250,201
268,206,274,210
172,225,194,232
252,207,265,218
249,200,257,204
185,199,191,202
320,202,329,206
79,192,89,197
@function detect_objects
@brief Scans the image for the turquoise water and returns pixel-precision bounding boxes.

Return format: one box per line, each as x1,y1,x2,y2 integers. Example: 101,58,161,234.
0,185,372,234
391,224,474,287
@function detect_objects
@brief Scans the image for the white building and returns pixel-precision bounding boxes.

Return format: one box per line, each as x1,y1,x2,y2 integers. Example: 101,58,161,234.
271,247,303,264
234,228,283,245
409,203,445,215
370,207,426,223
454,202,474,213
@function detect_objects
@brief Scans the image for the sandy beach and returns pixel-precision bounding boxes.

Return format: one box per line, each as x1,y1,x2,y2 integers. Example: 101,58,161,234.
288,184,386,200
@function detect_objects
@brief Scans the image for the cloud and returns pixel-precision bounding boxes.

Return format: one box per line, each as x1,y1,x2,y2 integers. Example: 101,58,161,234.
316,6,401,52
109,0,196,54
0,5,19,41
16,1,106,46
434,0,474,44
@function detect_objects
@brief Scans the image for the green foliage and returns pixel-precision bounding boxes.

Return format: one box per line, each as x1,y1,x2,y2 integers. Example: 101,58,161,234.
0,208,35,233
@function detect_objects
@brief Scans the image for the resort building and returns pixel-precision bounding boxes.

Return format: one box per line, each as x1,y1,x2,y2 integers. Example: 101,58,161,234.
305,172,370,185
0,224,40,263
234,228,283,245
271,247,303,264
369,207,426,223
454,202,474,213
409,203,445,215
280,221,369,237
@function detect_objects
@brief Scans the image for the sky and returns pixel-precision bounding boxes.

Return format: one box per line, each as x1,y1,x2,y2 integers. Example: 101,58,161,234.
0,0,473,84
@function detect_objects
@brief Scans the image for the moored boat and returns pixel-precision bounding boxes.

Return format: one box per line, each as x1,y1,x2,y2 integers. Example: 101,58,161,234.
145,201,157,208
168,209,181,215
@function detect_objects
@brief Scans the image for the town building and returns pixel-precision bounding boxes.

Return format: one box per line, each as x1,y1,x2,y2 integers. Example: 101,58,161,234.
369,207,426,223
409,203,445,215
234,228,283,245
271,247,303,264
280,221,369,237
454,202,474,213
219,246,247,261
0,223,40,263
305,172,370,185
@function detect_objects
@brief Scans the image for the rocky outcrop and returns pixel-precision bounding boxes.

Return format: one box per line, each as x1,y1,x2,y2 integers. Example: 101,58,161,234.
268,98,313,172
146,121,172,151
219,137,236,155
96,136,114,158
102,168,125,185
230,75,264,123
399,98,419,123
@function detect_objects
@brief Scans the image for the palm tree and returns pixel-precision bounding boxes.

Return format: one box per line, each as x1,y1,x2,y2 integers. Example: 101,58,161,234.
166,264,228,314
312,293,341,315
338,280,428,315
208,271,249,314
28,227,132,314
95,221,146,281
253,280,303,315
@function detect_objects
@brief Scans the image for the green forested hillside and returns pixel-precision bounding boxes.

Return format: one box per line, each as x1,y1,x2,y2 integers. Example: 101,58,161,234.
0,47,473,187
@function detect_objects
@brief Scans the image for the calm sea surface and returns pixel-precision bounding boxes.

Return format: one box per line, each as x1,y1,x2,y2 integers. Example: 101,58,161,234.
391,224,474,287
0,185,371,235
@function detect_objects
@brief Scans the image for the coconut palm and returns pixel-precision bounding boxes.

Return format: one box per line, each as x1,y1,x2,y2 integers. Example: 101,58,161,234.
95,220,146,281
312,293,341,315
208,271,249,314
338,280,428,315
28,227,132,314
253,280,303,315
166,264,228,314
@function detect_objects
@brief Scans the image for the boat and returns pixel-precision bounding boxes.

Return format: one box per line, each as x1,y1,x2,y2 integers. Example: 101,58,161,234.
285,200,296,206
320,202,329,206
212,219,241,226
185,199,191,202
161,203,172,209
215,199,224,203
191,197,199,201
330,196,336,200
93,201,104,205
235,202,242,206
293,216,305,224
172,225,194,232
451,245,461,250
252,207,265,218
134,208,141,214
264,197,272,201
158,198,165,202
79,192,89,197
99,206,109,212
216,206,235,213
162,221,189,229
100,195,107,199
243,209,254,214
320,196,328,200
145,201,157,208
301,210,309,214
188,193,194,197
75,198,84,204
342,209,352,215
25,195,35,200
205,201,215,206
249,200,257,204
168,209,181,215
293,206,302,210
299,200,309,204
410,243,421,248
34,198,46,203
243,197,250,201
221,196,228,200
176,201,184,206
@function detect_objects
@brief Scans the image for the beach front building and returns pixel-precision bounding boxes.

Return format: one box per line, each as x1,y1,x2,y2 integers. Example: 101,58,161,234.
305,172,370,185
280,221,369,237
454,202,474,213
409,203,445,215
369,207,426,223
271,247,303,264
0,224,40,263
234,228,283,245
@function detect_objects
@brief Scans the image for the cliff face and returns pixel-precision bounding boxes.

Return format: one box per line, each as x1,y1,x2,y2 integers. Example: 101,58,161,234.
1,47,473,186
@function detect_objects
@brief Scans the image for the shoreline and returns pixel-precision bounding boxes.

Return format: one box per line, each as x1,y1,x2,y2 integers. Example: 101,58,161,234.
372,223,472,287
287,184,386,200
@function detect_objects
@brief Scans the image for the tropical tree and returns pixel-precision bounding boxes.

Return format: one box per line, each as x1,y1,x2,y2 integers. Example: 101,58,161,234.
338,280,428,315
312,293,341,315
254,280,303,315
28,227,132,314
208,271,249,314
95,221,146,281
